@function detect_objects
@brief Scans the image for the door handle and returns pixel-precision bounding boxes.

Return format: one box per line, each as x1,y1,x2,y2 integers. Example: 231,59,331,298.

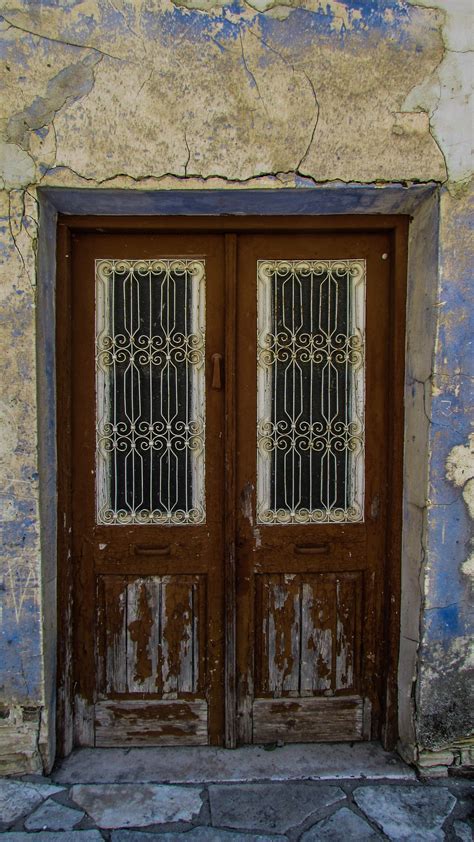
211,353,223,390
133,545,170,556
294,544,330,555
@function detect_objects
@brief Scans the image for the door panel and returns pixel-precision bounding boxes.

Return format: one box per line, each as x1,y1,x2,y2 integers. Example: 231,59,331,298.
236,232,390,743
71,233,225,746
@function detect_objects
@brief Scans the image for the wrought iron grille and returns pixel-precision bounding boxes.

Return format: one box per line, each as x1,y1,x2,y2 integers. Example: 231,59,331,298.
95,258,206,525
257,259,365,524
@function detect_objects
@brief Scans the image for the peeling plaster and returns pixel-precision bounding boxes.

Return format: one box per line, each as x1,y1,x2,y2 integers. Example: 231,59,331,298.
0,0,449,185
406,0,474,185
0,141,35,189
446,434,474,589
7,52,101,149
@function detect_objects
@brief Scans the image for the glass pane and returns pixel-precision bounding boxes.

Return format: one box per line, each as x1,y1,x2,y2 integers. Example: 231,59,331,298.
257,259,365,524
96,258,206,525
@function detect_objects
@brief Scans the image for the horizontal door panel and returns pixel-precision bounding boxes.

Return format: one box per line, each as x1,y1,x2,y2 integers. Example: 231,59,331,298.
251,524,367,545
95,558,210,576
255,545,370,574
253,696,371,743
95,699,208,746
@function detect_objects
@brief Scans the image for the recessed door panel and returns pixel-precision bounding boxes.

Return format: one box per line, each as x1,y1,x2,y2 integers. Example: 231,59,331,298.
236,232,390,744
71,233,225,747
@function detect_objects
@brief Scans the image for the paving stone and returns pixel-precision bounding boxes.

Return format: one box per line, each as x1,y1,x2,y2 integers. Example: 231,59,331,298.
300,806,382,840
112,829,286,841
0,779,64,823
0,833,103,842
70,783,203,828
24,798,85,830
353,784,457,841
453,821,473,842
209,782,345,833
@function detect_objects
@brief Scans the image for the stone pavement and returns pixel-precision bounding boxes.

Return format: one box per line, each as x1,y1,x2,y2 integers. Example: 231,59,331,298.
0,745,472,841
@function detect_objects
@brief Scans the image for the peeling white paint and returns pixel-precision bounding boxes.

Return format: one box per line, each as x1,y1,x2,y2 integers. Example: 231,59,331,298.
445,433,474,503
406,0,474,184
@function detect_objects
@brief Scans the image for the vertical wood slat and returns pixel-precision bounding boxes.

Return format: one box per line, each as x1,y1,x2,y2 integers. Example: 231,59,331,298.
300,577,335,694
336,575,357,691
257,572,362,698
266,574,300,697
99,575,201,697
102,576,128,695
161,577,196,696
127,578,160,694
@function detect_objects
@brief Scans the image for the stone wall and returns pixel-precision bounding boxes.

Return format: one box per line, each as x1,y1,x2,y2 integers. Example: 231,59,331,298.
0,0,472,773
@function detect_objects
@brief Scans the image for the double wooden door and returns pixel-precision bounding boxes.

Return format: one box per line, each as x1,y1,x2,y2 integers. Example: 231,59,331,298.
65,222,400,748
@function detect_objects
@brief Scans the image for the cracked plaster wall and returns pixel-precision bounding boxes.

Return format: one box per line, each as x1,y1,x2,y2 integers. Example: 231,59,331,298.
0,0,472,773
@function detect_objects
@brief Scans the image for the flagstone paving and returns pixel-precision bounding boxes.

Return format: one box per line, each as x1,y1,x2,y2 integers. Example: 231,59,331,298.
24,800,85,831
299,806,383,840
0,780,64,825
353,784,458,841
70,784,204,829
208,782,345,833
0,761,472,840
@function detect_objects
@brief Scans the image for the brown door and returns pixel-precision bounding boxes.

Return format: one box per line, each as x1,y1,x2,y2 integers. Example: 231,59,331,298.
235,232,391,744
65,222,397,748
71,232,225,746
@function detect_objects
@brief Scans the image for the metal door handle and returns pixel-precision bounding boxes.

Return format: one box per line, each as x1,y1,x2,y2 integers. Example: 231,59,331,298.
133,545,170,556
295,544,330,555
211,353,223,390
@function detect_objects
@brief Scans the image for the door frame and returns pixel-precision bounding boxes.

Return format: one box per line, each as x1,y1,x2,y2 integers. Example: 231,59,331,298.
56,214,408,755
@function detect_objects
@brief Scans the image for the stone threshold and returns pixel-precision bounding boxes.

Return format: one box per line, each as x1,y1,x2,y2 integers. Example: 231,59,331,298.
52,741,415,785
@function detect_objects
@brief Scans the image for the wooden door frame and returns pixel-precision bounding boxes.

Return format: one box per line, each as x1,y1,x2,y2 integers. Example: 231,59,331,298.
56,214,408,755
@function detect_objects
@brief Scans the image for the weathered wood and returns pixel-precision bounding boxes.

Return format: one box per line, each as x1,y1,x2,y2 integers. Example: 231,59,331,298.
236,229,401,746
265,574,300,697
335,575,358,692
300,577,334,694
381,221,408,748
95,700,208,746
73,695,95,747
256,572,362,700
127,577,157,694
101,576,128,695
65,231,226,748
161,577,198,697
98,575,203,697
252,696,366,743
224,233,237,748
57,218,406,752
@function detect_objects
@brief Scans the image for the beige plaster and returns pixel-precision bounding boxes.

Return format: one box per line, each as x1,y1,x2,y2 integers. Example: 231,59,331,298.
0,0,448,186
